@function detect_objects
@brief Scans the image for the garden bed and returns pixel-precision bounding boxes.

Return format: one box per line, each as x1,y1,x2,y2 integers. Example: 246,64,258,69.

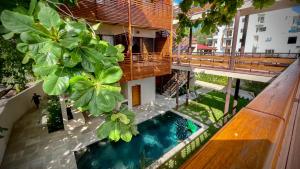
47,96,64,133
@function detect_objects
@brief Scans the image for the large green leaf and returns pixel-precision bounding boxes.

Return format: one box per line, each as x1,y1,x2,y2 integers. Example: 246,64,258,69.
43,74,69,95
62,51,82,67
97,90,116,112
36,42,61,65
59,37,81,49
33,64,58,76
97,121,114,140
16,43,29,53
20,31,44,43
100,66,123,84
28,0,37,15
109,123,121,142
1,10,34,33
70,76,94,107
38,2,61,28
121,131,132,142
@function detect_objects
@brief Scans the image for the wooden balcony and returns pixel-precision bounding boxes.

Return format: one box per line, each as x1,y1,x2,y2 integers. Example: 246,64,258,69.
173,53,298,75
62,0,172,29
180,58,300,169
119,52,171,83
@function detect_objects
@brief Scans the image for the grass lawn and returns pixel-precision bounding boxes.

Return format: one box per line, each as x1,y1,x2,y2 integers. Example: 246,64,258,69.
177,91,250,125
195,73,228,86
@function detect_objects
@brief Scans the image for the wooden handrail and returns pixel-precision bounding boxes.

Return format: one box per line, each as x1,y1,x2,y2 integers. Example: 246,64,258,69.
180,59,300,169
173,54,297,75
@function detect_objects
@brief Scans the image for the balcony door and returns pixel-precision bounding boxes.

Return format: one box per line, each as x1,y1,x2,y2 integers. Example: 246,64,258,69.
132,85,141,107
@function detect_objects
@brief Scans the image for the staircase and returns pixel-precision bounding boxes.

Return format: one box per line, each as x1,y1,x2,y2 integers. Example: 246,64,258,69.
162,71,188,97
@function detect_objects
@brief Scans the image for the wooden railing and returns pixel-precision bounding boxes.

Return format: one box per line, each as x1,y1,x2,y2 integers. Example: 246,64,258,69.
63,0,172,29
173,52,298,75
178,59,300,169
119,52,171,82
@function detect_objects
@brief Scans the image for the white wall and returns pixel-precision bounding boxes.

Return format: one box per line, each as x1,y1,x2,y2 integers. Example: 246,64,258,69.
207,7,300,54
0,82,45,164
244,7,300,53
125,77,156,109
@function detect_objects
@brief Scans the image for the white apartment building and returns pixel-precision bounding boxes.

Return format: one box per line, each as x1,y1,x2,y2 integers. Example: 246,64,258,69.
208,6,300,54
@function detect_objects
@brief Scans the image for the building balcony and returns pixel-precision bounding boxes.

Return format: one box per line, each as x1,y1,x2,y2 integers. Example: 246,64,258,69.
63,0,172,30
119,52,171,83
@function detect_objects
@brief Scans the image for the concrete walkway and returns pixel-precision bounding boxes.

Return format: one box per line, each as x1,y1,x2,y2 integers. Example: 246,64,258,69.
195,80,255,100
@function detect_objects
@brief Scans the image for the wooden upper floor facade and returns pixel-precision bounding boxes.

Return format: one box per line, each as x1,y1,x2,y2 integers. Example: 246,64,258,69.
63,0,172,30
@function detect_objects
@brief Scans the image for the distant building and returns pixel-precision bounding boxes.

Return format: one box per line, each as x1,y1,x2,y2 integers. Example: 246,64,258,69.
207,7,300,54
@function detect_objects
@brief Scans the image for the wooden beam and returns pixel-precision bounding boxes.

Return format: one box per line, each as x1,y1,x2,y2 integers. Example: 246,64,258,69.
186,71,190,106
128,0,133,80
232,79,240,114
224,77,232,116
176,71,180,110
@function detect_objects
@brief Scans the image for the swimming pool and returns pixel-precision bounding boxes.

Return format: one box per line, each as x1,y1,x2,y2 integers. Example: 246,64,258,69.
75,111,201,169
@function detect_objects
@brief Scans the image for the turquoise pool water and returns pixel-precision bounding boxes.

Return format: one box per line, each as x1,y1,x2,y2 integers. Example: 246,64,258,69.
75,111,200,169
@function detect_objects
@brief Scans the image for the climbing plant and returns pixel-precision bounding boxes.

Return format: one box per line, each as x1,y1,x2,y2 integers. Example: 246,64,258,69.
0,0,138,142
175,0,300,42
0,36,33,92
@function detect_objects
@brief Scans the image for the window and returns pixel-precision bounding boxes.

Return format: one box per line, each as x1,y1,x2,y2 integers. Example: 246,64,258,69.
288,37,297,44
242,18,245,22
252,47,257,53
240,28,244,33
265,37,272,42
265,49,274,54
207,40,213,46
254,35,259,41
258,15,265,23
225,40,231,46
292,16,300,25
227,30,233,37
102,35,114,45
256,25,266,32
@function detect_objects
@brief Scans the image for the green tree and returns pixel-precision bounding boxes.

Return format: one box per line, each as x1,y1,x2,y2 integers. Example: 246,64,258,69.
0,0,138,142
194,27,212,44
175,0,299,42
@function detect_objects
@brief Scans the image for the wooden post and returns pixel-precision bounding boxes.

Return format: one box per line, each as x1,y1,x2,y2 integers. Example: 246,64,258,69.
232,79,240,114
185,71,190,106
224,11,240,118
169,4,173,74
176,71,179,110
224,77,233,115
240,15,249,54
189,27,192,53
128,0,133,80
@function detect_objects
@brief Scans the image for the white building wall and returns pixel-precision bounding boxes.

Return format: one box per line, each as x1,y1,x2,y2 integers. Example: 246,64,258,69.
125,77,156,109
244,7,300,53
207,7,300,54
0,82,45,164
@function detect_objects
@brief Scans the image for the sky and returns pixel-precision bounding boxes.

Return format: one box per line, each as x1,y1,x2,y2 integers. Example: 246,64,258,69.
173,0,182,5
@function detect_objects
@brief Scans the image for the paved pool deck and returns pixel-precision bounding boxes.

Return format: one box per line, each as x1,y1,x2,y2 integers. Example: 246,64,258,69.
0,91,209,169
